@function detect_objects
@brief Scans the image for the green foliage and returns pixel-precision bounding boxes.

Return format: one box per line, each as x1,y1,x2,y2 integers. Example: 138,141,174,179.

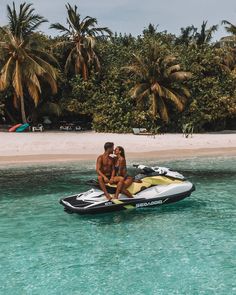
40,32,236,132
0,3,235,131
173,46,236,131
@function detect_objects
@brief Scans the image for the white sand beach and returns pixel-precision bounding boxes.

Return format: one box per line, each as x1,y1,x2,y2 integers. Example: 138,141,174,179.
0,131,235,165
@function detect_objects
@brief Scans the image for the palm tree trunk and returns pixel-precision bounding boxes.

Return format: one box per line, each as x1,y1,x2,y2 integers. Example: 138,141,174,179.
82,62,88,81
20,96,27,123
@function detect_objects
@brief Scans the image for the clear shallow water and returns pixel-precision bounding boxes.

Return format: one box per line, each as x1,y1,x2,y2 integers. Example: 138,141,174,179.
0,157,235,295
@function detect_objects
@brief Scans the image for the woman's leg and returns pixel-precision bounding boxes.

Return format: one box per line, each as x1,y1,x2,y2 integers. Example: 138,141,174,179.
122,177,133,198
113,176,124,199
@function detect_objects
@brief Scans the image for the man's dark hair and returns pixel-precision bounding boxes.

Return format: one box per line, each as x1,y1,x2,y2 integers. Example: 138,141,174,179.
104,142,114,151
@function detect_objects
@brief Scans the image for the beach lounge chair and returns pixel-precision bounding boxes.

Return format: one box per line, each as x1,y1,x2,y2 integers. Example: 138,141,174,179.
132,127,162,137
75,125,83,131
132,128,152,135
59,123,74,131
32,124,44,132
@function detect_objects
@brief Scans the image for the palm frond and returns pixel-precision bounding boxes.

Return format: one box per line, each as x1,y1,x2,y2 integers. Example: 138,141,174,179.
166,64,181,76
26,78,40,105
43,73,58,94
50,23,71,36
85,36,96,48
163,56,176,65
31,49,60,67
179,86,191,98
131,83,150,98
66,4,81,32
88,27,112,37
13,60,23,98
158,96,169,122
65,47,77,74
30,54,58,79
7,2,47,38
81,17,97,34
169,71,192,81
136,88,151,103
222,20,236,35
161,86,184,111
29,73,42,94
23,52,46,77
0,57,13,89
151,82,165,97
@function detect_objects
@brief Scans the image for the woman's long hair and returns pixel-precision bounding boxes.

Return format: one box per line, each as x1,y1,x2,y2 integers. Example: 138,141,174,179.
117,146,125,158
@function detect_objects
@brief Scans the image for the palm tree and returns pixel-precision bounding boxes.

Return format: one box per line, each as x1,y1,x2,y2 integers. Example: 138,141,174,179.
0,2,58,123
222,20,236,35
194,21,218,46
175,25,197,46
50,3,112,80
124,44,192,122
176,22,217,47
218,21,236,74
143,23,159,36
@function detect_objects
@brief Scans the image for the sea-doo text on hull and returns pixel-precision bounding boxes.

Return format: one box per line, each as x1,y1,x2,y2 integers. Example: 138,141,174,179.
60,165,195,215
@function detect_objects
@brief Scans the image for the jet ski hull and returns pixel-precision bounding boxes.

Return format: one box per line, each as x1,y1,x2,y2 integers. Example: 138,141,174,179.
60,184,195,215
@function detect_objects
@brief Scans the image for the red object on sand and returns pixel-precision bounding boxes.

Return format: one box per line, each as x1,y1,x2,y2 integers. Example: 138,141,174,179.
9,124,22,132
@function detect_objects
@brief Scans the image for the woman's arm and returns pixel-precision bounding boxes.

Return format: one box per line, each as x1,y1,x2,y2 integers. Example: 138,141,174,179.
118,158,127,177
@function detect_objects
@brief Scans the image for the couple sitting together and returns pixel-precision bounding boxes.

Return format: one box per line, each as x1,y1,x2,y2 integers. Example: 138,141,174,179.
96,142,133,201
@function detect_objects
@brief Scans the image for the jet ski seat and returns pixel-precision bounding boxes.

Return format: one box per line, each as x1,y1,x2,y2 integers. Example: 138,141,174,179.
142,176,183,186
106,180,151,195
106,176,183,195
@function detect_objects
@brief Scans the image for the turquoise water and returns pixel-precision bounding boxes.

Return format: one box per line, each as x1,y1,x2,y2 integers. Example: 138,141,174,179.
0,157,235,295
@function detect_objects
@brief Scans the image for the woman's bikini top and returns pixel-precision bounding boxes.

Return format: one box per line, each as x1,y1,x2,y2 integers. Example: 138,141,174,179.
115,158,127,176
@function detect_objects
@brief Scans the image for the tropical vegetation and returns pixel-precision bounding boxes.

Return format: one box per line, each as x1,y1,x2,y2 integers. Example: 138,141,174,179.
124,43,192,122
0,2,235,132
50,3,111,80
0,2,58,123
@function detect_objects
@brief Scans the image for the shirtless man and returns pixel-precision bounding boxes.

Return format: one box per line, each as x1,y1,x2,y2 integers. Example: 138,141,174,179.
96,142,124,201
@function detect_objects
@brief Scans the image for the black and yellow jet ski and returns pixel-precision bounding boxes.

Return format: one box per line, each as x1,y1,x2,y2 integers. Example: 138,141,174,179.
59,165,195,215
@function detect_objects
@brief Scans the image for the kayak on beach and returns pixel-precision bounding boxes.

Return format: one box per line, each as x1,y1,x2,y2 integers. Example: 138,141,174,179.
8,124,22,132
16,123,30,132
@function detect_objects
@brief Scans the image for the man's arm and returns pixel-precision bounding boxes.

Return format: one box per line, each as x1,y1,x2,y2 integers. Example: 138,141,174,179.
96,156,108,180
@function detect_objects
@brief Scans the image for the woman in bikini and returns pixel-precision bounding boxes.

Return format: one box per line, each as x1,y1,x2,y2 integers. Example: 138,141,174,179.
110,146,133,198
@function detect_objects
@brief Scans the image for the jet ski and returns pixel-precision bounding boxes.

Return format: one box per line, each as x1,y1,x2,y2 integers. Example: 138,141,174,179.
60,165,195,215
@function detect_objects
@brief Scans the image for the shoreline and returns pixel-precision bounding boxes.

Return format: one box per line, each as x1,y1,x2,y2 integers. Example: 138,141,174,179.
0,132,235,166
0,147,235,166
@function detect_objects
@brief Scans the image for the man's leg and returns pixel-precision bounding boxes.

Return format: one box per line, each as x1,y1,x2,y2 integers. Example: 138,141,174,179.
98,176,111,200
